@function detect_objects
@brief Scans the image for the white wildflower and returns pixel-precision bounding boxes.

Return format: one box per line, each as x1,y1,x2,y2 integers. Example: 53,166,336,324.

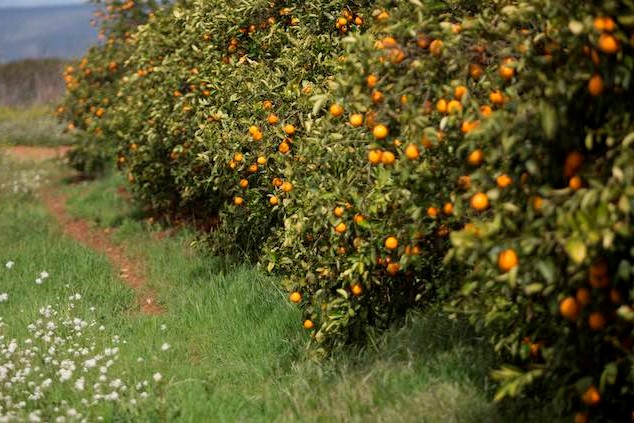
40,271,49,279
161,343,170,351
152,372,162,382
5,261,14,269
0,293,8,303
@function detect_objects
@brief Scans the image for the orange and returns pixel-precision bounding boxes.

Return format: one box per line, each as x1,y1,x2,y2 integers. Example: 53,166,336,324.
404,144,420,160
233,152,244,162
574,412,589,423
385,236,398,250
581,385,601,406
569,176,582,190
499,58,516,80
351,284,362,296
334,222,347,234
252,130,263,141
447,100,463,114
336,17,347,28
354,214,365,225
588,74,604,96
436,99,448,113
368,149,383,164
284,124,296,136
498,249,518,272
490,90,505,105
468,149,484,166
469,63,483,79
455,86,468,101
559,296,579,320
239,179,249,189
371,90,385,103
598,33,619,54
278,141,290,154
480,105,492,117
443,202,453,215
458,175,471,190
589,261,609,288
461,120,479,133
267,114,279,125
532,196,544,210
281,181,293,192
257,156,267,165
263,100,273,109
588,312,606,330
386,262,400,276
269,195,279,206
247,164,258,173
367,74,378,88
381,151,396,165
576,287,591,306
429,39,443,56
376,10,389,20
272,177,283,187
564,151,584,177
417,36,431,49
334,206,345,217
329,103,344,117
349,114,364,127
470,192,489,211
289,291,301,303
303,319,314,330
233,196,244,206
427,207,439,218
609,288,622,304
373,124,389,139
248,125,259,135
496,174,512,188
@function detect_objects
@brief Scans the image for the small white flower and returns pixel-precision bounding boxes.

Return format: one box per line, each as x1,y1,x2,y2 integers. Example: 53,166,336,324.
152,372,162,382
5,261,14,269
161,343,170,351
35,278,43,285
136,357,144,363
0,293,8,303
40,271,49,279
160,324,167,331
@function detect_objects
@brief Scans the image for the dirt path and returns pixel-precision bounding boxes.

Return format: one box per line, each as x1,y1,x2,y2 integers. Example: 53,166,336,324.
4,145,163,315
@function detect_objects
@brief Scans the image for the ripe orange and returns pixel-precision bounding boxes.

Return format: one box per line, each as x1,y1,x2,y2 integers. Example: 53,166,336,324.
490,90,505,105
252,130,263,141
499,58,516,80
468,149,484,166
329,104,344,117
381,151,396,165
368,149,383,164
248,125,259,135
427,206,439,218
334,206,344,217
239,179,249,189
284,124,296,136
454,85,467,100
371,90,385,103
351,284,362,296
376,10,389,21
498,249,518,272
233,196,244,206
289,291,301,303
417,35,431,49
447,100,463,114
303,319,314,330
257,156,267,165
576,287,591,306
574,412,589,423
581,385,601,406
334,222,347,234
443,202,453,215
281,181,293,192
564,151,584,177
532,196,544,210
496,174,512,188
404,144,420,160
248,164,258,173
373,124,389,139
272,177,283,187
470,192,489,211
354,214,365,225
350,114,364,127
366,74,378,88
589,260,609,288
559,296,579,320
588,74,604,96
385,236,398,250
278,141,290,154
267,114,279,125
269,195,279,206
386,262,400,276
569,176,582,190
588,312,606,330
598,33,619,54
429,39,443,56
263,100,273,109
233,152,244,162
436,98,448,113
480,105,492,117
469,63,483,79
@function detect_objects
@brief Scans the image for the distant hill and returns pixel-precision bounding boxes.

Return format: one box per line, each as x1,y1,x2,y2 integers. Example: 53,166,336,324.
0,4,98,63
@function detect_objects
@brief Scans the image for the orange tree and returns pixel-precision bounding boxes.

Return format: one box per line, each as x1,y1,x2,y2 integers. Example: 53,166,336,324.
58,0,163,175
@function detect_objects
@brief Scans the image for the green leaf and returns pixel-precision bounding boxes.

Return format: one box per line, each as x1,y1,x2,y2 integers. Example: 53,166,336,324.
565,239,587,264
540,101,557,139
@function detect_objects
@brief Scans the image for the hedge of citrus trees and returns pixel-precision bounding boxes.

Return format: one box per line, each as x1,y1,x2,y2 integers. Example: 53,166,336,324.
61,0,634,419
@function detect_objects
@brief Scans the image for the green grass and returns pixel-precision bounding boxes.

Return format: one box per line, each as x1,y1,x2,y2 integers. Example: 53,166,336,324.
0,106,73,147
0,154,558,421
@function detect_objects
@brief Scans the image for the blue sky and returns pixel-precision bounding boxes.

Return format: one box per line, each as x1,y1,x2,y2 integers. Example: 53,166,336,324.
0,0,85,7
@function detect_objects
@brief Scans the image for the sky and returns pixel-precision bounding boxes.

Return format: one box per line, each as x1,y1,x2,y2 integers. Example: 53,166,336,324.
0,0,85,7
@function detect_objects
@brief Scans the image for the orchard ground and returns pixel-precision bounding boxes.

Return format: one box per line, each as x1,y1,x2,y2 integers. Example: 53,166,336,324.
0,143,560,421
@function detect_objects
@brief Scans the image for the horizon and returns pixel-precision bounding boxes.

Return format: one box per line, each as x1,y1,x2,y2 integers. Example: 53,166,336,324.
0,0,86,8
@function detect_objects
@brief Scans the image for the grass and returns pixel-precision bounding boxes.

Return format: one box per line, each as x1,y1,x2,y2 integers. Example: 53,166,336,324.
0,106,73,147
0,152,559,421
